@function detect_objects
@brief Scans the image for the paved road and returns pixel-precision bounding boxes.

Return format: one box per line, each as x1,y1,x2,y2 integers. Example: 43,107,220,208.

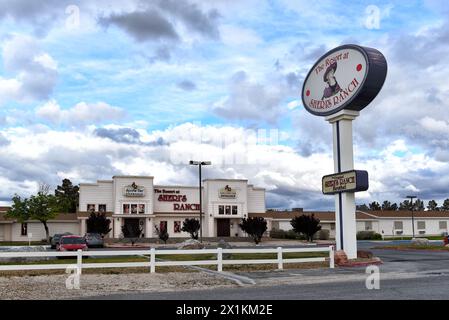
86,241,449,300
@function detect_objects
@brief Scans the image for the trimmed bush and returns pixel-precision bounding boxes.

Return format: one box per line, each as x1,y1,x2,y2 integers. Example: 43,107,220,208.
318,229,330,240
357,231,382,240
270,229,306,240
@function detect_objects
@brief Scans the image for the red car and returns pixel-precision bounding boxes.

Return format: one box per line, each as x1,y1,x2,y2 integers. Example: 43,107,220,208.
57,235,88,251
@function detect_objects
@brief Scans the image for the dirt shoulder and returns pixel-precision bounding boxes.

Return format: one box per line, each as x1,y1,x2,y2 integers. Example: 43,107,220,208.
0,271,237,300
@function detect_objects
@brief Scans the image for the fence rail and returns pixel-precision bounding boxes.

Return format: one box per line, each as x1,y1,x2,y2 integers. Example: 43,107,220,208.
0,246,335,273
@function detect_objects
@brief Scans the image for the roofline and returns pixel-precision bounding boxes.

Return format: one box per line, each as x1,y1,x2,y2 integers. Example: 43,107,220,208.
203,179,248,182
112,176,154,179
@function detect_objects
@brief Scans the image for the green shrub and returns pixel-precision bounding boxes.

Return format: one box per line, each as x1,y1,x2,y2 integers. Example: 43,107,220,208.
270,229,306,240
357,231,382,240
318,229,330,240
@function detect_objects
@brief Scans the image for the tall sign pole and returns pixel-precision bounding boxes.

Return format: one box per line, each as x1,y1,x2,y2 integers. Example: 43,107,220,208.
302,44,387,259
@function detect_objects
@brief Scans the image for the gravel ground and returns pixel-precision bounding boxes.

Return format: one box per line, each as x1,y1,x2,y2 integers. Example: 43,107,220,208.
0,271,236,300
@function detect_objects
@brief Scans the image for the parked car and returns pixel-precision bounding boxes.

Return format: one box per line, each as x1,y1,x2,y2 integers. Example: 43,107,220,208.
84,233,104,248
56,235,88,251
50,232,73,249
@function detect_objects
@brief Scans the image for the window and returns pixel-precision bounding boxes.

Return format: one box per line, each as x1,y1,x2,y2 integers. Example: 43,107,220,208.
174,221,181,233
138,204,145,214
21,223,28,236
232,205,238,215
225,205,231,215
98,204,106,213
123,204,130,214
439,221,447,230
131,204,138,214
87,204,95,212
365,221,373,231
218,205,224,215
394,221,403,230
417,221,426,230
160,221,167,233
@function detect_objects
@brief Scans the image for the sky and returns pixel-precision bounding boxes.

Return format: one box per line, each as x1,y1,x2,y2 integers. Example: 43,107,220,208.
0,0,448,210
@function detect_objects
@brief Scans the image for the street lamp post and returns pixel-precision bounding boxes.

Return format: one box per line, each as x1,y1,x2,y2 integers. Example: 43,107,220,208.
189,160,211,243
406,195,417,238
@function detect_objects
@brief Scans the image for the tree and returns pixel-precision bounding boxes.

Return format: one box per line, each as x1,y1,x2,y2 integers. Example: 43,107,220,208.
6,195,29,223
121,223,142,246
399,200,412,211
181,218,200,240
413,199,424,211
239,217,267,244
356,204,369,211
290,214,322,242
427,200,439,211
28,192,59,243
368,201,381,211
86,212,111,236
441,199,449,211
155,225,169,244
381,200,397,211
55,179,79,213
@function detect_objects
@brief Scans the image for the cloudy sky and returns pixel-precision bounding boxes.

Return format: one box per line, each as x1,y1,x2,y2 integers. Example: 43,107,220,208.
0,0,448,210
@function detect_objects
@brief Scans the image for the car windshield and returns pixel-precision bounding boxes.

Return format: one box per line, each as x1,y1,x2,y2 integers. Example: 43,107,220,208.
61,237,85,244
86,234,101,239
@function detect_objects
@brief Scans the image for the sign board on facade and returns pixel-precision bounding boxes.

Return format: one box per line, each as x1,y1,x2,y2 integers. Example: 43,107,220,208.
301,44,387,116
155,188,199,211
219,185,237,199
322,170,369,195
124,182,145,197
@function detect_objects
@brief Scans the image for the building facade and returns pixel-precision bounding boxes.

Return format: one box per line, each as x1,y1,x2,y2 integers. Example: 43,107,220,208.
78,176,266,239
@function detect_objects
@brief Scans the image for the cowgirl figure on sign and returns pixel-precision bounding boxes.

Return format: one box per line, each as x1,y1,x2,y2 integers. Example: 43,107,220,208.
322,61,342,99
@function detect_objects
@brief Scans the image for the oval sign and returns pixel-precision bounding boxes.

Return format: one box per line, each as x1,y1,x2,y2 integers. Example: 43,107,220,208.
301,44,387,116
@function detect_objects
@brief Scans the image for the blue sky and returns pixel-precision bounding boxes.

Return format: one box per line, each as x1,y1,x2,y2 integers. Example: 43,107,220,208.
0,0,449,210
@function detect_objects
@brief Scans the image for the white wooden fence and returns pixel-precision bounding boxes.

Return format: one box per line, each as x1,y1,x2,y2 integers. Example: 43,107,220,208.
0,246,334,273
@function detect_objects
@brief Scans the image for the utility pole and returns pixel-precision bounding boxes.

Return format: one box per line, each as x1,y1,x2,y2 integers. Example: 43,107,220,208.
189,161,211,243
406,195,417,238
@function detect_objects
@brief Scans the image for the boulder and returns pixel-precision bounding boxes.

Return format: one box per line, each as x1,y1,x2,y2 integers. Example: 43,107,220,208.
217,239,232,259
411,238,430,246
334,250,348,265
357,250,373,259
178,239,205,250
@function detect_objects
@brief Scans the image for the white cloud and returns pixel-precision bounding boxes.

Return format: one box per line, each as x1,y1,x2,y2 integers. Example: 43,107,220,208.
36,100,126,126
1,122,448,209
0,34,58,104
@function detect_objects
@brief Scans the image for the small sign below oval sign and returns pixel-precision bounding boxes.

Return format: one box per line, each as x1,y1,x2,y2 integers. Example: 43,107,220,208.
302,44,387,116
322,170,369,195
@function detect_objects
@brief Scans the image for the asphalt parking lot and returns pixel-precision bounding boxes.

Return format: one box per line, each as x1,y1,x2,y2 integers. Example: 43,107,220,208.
90,240,449,300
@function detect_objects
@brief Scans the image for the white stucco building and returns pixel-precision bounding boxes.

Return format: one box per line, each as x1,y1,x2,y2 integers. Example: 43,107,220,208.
78,176,266,239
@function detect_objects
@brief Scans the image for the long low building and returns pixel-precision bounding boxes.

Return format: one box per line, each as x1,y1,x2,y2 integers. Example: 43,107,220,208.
1,174,449,241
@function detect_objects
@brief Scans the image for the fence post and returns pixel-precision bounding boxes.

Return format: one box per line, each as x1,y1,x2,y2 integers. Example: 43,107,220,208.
277,247,283,270
329,245,335,269
150,248,156,273
76,249,83,275
217,248,223,272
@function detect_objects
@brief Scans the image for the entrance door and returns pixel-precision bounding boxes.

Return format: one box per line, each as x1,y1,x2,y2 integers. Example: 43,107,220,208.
217,219,230,237
123,219,140,237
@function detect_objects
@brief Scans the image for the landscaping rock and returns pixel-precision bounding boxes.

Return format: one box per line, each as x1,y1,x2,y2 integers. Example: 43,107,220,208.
411,238,430,246
217,239,232,259
334,250,348,265
357,250,373,259
178,239,205,250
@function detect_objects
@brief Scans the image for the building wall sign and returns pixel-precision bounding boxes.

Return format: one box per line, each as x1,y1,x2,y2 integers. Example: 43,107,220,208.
219,185,237,199
124,182,145,197
155,188,199,211
322,170,369,195
302,44,387,116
